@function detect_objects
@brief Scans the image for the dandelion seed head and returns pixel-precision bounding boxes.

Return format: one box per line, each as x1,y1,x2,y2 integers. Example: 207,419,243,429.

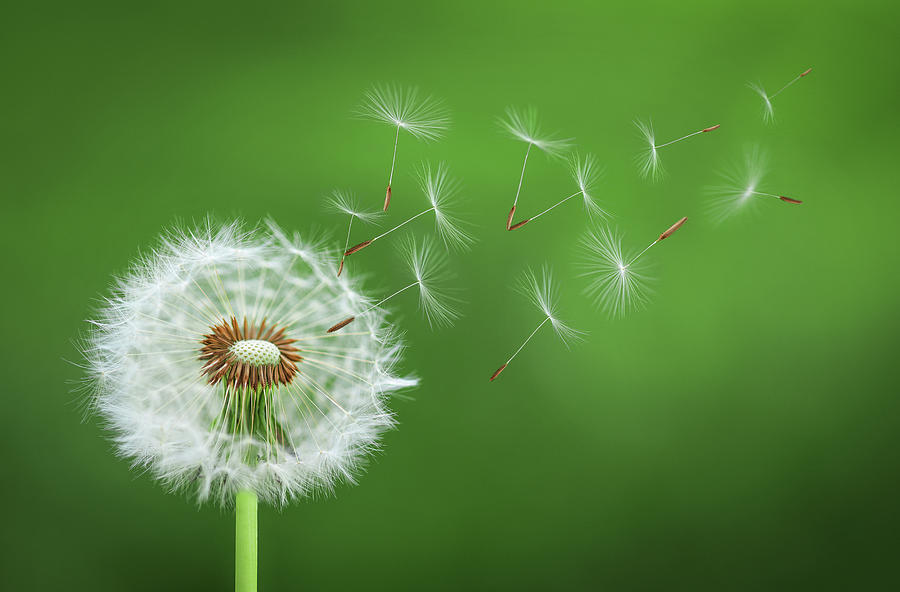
569,153,608,219
635,119,663,181
401,238,460,329
326,190,383,224
748,83,775,123
500,106,573,158
706,145,768,223
81,220,417,507
416,162,474,251
581,226,652,318
356,84,450,141
519,266,583,347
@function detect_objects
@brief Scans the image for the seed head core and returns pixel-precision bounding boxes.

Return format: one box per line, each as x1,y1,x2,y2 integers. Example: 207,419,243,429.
199,317,301,390
231,339,281,367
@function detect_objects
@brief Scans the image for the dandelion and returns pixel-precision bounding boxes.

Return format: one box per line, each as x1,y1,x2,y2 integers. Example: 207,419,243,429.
635,118,720,181
356,84,451,211
508,153,606,231
326,190,383,276
748,67,812,123
489,266,581,382
343,162,473,258
328,238,460,333
500,106,574,229
706,146,803,222
80,221,417,589
582,217,688,317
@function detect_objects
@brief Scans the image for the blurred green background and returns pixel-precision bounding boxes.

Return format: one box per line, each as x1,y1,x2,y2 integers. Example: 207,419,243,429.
3,1,899,590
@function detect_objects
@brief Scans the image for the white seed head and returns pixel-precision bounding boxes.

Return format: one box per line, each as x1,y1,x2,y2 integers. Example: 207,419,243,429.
402,237,460,329
581,226,652,318
705,145,768,223
635,119,663,181
519,266,583,347
81,220,417,507
747,83,775,123
569,153,608,219
416,161,474,251
500,106,573,158
326,190,384,224
356,84,450,141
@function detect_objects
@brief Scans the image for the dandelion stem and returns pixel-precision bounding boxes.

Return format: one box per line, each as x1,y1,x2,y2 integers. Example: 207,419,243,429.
770,68,812,99
235,489,258,592
508,317,550,365
388,124,400,186
628,240,658,267
360,282,420,315
512,143,532,208
370,208,434,243
529,190,584,222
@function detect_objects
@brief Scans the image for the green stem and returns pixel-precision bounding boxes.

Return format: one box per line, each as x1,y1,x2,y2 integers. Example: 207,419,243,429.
235,490,258,592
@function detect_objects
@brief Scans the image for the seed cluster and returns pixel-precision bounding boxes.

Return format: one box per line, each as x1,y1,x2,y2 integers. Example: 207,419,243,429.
199,317,301,390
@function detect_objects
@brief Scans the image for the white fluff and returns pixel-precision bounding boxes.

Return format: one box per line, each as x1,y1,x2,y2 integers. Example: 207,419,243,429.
82,220,417,506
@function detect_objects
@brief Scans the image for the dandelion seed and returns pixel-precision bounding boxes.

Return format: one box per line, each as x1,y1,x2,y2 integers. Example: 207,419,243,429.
500,106,574,229
329,238,460,332
706,146,804,222
582,218,687,317
748,67,812,123
81,220,417,509
635,118,720,181
356,84,451,211
489,266,581,382
326,190,383,276
509,153,607,231
344,162,473,259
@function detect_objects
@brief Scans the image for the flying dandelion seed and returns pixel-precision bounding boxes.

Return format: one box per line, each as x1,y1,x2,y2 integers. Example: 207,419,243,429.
748,67,813,123
508,153,607,231
328,238,460,333
500,106,574,229
489,266,582,382
582,217,688,317
343,162,473,258
356,85,451,211
326,190,383,276
635,118,720,181
706,146,804,223
80,221,418,588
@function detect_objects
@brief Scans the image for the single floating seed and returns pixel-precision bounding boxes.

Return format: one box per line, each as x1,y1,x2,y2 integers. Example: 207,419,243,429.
337,258,345,277
345,240,372,256
506,206,517,231
489,364,507,382
702,124,721,133
327,317,356,333
779,196,803,204
508,219,530,231
659,216,688,240
384,185,392,211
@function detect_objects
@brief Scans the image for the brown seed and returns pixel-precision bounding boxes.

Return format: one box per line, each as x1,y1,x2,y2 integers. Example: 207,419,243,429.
801,67,812,77
489,364,507,382
337,258,345,277
344,240,372,256
659,216,688,240
384,185,392,211
779,196,803,204
508,219,531,231
702,124,721,133
327,317,356,333
506,205,517,230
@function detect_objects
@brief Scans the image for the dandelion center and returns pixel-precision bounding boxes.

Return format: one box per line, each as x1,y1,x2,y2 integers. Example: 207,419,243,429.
231,340,281,367
199,316,301,390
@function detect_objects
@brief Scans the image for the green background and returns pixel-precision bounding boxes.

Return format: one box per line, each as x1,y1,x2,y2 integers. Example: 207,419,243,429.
3,1,899,590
